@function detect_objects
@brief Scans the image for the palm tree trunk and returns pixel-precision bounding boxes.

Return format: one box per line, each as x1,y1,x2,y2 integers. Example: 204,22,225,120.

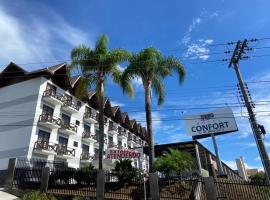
98,73,105,170
144,83,154,173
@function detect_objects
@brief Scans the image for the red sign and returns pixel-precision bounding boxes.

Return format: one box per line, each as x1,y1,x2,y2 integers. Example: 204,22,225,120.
106,149,141,160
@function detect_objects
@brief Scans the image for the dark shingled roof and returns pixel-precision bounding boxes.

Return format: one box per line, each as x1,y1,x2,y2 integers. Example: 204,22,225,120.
70,75,81,87
111,106,120,115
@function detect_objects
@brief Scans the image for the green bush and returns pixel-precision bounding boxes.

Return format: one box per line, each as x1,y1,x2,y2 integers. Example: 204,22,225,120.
114,159,139,184
22,191,56,200
74,163,97,185
153,149,194,176
250,172,267,184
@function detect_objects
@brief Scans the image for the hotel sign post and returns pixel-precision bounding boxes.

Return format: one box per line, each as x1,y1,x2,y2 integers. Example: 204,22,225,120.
184,107,238,176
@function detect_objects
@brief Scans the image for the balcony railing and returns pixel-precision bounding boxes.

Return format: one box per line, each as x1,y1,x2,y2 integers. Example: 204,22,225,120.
118,130,127,137
128,136,133,141
109,125,118,132
63,99,80,111
34,140,57,152
82,131,97,140
43,89,63,101
83,112,96,121
118,145,125,149
108,142,118,148
38,113,61,126
56,145,75,157
61,123,77,133
80,152,94,160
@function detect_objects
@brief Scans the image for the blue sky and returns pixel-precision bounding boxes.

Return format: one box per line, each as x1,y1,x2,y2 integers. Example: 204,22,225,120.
1,0,270,170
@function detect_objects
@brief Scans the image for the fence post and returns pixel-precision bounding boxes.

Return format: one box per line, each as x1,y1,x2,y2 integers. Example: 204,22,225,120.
96,170,105,200
149,172,159,200
4,158,17,192
203,177,217,200
40,167,50,193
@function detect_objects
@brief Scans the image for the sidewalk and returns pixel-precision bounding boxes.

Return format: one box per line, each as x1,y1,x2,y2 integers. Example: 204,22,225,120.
0,191,20,200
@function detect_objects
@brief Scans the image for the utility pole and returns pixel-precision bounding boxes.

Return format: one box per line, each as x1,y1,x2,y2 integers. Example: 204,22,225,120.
229,39,270,184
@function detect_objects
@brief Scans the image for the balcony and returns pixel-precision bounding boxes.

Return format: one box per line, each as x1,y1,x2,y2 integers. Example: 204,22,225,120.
62,99,80,113
56,145,75,159
128,136,135,144
94,138,107,147
118,145,126,150
33,141,57,155
82,131,97,143
83,112,97,124
42,89,63,105
108,125,118,135
59,123,77,135
38,113,61,129
107,142,118,149
80,152,94,163
118,130,127,139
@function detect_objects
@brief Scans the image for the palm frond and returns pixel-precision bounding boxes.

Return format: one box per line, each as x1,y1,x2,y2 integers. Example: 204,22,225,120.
109,48,130,64
164,56,186,84
152,75,165,105
95,34,109,55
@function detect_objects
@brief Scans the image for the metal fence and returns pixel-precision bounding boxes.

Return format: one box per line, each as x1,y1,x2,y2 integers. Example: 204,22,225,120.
47,168,97,198
0,169,7,188
214,178,270,200
13,167,43,190
158,174,207,200
104,171,149,200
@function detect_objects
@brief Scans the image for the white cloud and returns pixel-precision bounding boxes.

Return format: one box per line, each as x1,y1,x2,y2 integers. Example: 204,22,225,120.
0,5,92,70
132,77,143,91
224,160,237,170
184,40,213,61
181,10,219,61
110,101,125,108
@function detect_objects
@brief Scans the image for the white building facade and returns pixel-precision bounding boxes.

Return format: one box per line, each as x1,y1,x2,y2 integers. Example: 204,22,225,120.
0,63,149,170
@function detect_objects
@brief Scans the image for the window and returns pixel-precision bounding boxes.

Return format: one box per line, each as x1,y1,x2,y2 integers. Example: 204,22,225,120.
46,83,56,94
38,130,50,141
82,144,89,153
118,140,122,146
84,124,91,132
64,94,72,104
74,141,78,147
108,136,113,143
85,107,91,114
62,113,70,124
42,105,53,115
58,136,68,146
76,120,80,126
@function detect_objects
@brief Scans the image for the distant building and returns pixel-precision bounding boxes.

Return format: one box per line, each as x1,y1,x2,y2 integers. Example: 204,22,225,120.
236,156,248,180
246,168,260,177
144,141,242,180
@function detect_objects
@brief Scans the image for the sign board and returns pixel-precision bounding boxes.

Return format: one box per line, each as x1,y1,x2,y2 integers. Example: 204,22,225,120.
184,107,238,139
106,148,141,160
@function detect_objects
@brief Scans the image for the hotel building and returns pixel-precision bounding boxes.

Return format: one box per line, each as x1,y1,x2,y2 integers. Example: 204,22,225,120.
0,62,148,170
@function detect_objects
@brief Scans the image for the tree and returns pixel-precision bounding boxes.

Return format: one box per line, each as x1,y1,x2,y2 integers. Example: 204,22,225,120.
153,149,194,176
70,35,133,170
250,172,267,184
121,47,185,172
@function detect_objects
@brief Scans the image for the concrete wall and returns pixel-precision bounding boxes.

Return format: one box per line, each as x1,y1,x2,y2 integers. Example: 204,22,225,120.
0,78,42,169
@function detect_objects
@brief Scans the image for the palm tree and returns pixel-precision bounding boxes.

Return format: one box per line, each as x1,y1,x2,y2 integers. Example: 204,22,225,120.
70,34,133,170
121,47,185,172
